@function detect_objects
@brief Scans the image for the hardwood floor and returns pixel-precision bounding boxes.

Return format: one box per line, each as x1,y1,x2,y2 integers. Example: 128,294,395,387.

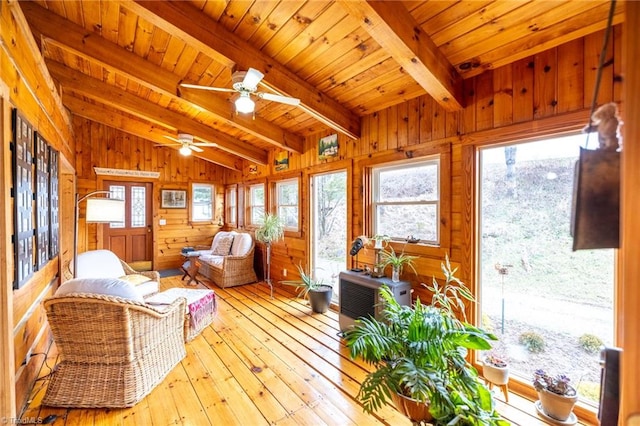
21,274,584,425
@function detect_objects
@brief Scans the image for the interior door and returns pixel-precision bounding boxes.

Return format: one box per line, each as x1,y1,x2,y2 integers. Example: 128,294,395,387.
103,181,153,269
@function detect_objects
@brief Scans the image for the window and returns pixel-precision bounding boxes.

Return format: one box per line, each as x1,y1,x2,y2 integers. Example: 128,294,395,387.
372,158,440,243
275,178,299,231
248,183,265,225
225,185,237,226
478,135,614,407
191,183,213,221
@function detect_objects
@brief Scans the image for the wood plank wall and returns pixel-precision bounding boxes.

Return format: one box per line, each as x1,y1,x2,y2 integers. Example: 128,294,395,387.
225,27,622,304
0,0,74,417
73,118,227,270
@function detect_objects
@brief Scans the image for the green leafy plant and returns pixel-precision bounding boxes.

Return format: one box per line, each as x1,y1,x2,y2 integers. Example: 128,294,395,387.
255,213,284,244
578,334,603,354
377,246,418,275
280,264,330,300
344,257,507,425
422,254,474,322
519,331,545,353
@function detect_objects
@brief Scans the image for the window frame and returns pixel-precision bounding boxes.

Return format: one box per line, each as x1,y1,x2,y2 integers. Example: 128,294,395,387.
225,184,237,227
246,182,266,228
370,156,441,245
189,182,214,223
272,176,301,233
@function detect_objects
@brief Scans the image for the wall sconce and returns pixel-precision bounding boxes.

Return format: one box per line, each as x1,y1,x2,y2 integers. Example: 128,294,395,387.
74,191,125,278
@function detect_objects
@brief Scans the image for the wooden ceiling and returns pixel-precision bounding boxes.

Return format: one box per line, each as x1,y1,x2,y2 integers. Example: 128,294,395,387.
20,0,624,170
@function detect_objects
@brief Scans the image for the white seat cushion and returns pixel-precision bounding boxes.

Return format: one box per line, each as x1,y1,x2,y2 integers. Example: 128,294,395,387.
199,254,224,267
76,250,126,278
55,277,145,303
231,233,252,256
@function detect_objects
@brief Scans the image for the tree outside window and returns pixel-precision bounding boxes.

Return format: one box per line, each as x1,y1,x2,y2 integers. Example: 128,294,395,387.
248,184,265,226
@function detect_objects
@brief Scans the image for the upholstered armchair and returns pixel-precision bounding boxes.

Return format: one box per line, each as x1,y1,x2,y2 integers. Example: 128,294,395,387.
64,249,159,297
42,283,187,408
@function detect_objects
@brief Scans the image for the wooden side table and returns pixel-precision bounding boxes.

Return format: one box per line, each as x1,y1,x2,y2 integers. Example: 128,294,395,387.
181,252,201,285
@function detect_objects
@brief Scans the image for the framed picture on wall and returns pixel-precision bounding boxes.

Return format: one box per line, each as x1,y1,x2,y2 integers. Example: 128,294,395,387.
161,189,187,208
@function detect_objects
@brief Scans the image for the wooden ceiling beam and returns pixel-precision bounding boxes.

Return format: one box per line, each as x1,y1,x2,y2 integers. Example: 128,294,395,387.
19,1,303,153
338,0,464,112
47,60,268,165
61,96,243,171
124,0,361,140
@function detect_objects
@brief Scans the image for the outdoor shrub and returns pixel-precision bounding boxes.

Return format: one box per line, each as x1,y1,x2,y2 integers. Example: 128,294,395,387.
519,331,545,353
482,313,495,334
578,334,603,354
577,381,600,401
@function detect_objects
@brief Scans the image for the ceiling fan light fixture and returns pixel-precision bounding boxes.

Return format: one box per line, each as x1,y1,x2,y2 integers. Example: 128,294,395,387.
235,92,255,114
179,145,192,156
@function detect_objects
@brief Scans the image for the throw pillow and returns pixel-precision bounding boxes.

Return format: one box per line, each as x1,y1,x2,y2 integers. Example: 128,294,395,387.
212,235,234,255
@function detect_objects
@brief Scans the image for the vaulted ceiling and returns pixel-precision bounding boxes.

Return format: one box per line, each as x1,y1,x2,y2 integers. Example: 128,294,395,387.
21,0,624,170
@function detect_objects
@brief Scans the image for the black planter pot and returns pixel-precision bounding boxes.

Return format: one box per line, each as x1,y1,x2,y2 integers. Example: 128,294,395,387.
308,286,333,313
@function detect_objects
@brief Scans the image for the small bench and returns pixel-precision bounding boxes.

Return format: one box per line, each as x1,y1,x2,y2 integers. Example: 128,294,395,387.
146,288,216,341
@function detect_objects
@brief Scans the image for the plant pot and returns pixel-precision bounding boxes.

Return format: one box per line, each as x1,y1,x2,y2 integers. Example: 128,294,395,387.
391,265,400,282
537,387,579,422
483,362,509,386
390,392,433,423
308,286,332,313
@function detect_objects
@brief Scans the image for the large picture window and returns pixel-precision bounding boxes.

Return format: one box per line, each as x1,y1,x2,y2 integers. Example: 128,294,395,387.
372,158,439,243
248,183,265,226
191,183,213,222
275,178,299,231
478,134,614,407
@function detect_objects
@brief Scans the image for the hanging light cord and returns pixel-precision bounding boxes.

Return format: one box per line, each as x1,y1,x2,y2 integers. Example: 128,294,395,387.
586,0,617,148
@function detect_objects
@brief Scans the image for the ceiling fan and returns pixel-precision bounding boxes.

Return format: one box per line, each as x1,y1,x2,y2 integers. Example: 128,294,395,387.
180,68,301,114
163,133,217,156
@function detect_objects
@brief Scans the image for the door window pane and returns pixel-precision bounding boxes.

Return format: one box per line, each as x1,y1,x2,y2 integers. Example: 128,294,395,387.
478,135,614,406
131,186,146,228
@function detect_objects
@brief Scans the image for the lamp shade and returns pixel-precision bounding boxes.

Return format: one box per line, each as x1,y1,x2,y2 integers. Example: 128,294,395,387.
235,92,255,113
85,198,125,223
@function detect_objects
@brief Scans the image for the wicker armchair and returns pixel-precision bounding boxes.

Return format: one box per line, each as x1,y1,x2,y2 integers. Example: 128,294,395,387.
197,232,257,288
42,293,187,408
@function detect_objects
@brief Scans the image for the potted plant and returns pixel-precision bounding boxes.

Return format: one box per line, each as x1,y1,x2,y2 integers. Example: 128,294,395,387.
378,246,418,282
533,370,579,422
281,264,333,314
483,353,509,387
255,213,284,297
344,255,508,425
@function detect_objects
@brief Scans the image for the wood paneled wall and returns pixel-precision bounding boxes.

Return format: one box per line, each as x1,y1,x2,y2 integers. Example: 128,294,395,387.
226,28,623,305
73,118,227,270
1,0,75,417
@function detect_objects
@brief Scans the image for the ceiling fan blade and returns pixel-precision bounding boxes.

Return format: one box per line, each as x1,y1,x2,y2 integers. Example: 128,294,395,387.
180,83,236,93
164,135,181,143
190,145,204,153
243,68,264,90
259,92,301,106
193,142,218,147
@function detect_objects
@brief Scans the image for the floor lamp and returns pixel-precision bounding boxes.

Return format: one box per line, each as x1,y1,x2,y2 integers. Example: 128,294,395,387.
73,191,125,278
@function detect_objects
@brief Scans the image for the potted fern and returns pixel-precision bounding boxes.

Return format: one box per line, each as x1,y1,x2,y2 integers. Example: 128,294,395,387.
344,255,507,425
281,264,333,313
